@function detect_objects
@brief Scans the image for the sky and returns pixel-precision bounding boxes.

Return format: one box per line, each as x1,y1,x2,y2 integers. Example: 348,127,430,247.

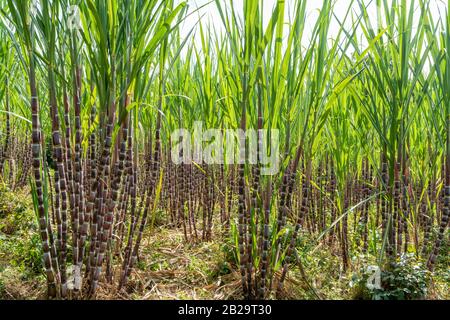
176,0,448,48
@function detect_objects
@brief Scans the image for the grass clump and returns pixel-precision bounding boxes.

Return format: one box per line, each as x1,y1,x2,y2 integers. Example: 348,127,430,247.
0,184,36,235
0,185,45,299
0,185,42,276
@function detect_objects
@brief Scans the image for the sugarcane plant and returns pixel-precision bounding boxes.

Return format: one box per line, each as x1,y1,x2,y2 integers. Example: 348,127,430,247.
1,0,187,298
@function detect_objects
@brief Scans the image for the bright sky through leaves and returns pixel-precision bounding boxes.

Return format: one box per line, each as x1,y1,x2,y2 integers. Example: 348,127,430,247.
178,0,447,50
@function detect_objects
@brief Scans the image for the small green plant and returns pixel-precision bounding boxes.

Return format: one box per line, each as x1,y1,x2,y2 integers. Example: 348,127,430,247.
225,223,239,268
10,233,43,277
0,277,5,297
351,253,431,300
0,184,35,235
0,186,42,277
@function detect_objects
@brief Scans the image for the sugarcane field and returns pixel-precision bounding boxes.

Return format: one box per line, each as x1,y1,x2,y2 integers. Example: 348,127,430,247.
0,0,448,302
